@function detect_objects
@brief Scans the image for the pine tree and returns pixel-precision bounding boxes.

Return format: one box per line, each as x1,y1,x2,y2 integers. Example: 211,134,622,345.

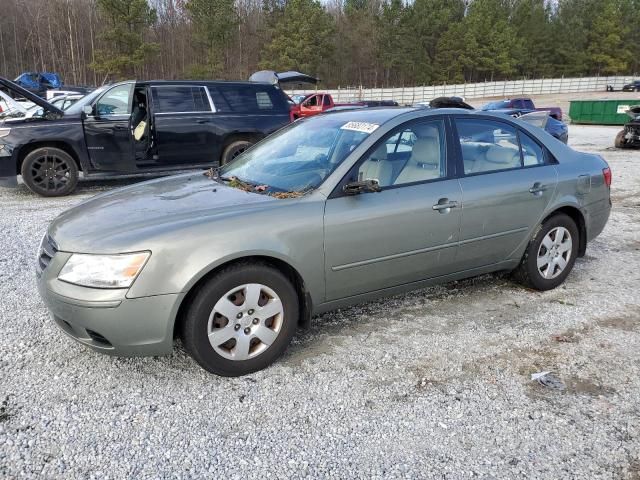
186,0,239,78
90,0,159,80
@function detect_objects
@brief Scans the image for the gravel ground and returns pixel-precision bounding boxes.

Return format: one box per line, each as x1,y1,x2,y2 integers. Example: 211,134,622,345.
1,125,639,479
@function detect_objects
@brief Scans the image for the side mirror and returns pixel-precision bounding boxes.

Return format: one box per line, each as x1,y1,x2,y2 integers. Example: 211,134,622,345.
343,178,381,195
82,105,93,117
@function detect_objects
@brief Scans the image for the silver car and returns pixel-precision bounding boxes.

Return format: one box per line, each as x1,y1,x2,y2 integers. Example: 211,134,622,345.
37,108,612,376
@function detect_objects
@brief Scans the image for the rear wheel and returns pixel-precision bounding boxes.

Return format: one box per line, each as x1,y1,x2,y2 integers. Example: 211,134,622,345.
513,214,579,291
21,147,78,196
220,140,253,165
181,262,299,376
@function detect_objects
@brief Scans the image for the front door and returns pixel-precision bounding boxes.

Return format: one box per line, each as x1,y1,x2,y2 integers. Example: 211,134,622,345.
452,117,558,270
299,94,323,117
323,118,462,301
83,83,135,172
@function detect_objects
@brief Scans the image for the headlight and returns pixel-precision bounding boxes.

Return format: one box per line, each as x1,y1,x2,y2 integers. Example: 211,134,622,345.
0,128,10,138
58,252,150,288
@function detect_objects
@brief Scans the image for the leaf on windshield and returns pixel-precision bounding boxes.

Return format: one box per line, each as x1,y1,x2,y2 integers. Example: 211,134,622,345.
269,190,306,199
203,168,215,178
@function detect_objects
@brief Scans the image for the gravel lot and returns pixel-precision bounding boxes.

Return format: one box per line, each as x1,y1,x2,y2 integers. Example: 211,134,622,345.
1,125,639,479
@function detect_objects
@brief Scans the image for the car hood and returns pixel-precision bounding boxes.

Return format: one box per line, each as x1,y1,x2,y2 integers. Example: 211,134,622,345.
50,173,278,252
0,76,63,116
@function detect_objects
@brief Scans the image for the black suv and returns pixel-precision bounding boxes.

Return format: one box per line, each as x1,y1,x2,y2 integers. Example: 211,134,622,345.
0,77,291,196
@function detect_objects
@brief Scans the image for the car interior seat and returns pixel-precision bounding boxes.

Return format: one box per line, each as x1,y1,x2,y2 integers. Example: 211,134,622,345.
359,143,393,186
474,145,521,172
394,125,441,184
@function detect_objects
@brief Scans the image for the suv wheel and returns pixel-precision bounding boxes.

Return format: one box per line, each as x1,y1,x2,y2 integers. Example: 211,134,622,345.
513,213,579,291
181,262,299,376
221,140,252,165
21,147,78,196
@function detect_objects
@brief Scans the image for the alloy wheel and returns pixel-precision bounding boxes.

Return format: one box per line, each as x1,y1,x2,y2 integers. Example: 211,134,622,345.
30,152,71,192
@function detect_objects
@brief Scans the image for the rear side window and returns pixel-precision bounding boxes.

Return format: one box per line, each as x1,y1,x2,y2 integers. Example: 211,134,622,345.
152,86,211,113
520,131,545,166
209,84,288,113
456,119,521,174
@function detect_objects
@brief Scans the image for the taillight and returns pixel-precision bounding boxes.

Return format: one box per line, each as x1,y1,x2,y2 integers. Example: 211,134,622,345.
603,167,612,187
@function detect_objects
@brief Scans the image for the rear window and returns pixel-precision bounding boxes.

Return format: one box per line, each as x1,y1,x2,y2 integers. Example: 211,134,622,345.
152,86,211,113
208,84,288,113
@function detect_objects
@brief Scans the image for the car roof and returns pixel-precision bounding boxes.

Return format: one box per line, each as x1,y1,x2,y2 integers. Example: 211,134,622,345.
319,106,524,125
138,80,276,87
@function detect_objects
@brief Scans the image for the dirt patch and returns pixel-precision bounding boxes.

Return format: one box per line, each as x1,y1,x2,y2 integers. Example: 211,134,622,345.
598,307,640,332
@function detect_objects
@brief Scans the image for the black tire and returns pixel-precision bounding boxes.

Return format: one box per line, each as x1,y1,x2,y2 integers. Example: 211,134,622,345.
220,140,253,165
181,262,299,376
512,213,579,291
21,147,78,196
615,130,628,149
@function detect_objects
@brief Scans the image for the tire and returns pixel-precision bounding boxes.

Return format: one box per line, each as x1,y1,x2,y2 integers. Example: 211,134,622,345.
615,130,628,149
220,140,253,165
21,147,78,196
513,213,579,291
181,262,299,376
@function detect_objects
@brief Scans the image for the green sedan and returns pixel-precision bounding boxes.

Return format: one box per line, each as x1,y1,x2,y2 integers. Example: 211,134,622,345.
37,108,612,376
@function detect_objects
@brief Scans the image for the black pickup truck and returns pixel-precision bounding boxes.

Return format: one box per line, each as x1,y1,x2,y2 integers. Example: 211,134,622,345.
0,77,291,196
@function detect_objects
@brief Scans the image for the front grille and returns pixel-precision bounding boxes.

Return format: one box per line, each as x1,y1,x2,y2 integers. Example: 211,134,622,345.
38,235,58,272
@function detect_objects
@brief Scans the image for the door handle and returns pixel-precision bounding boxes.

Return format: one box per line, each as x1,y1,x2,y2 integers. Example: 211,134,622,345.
529,182,547,195
432,198,458,212
196,119,209,124
114,125,127,131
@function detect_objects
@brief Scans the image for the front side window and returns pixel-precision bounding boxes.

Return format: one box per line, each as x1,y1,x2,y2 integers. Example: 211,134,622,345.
153,86,211,113
356,120,446,188
96,84,132,116
456,119,521,174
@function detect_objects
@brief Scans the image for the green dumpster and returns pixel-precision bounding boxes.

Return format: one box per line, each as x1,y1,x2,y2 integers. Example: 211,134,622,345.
569,99,640,125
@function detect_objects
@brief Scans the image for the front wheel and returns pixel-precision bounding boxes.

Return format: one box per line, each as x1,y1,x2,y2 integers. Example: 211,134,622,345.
513,214,579,291
21,147,78,196
181,263,299,376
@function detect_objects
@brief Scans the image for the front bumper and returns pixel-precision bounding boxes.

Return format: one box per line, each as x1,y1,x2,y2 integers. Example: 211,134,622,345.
36,241,183,356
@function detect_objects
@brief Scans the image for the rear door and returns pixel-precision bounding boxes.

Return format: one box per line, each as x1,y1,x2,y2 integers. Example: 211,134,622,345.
83,83,135,172
452,117,558,270
151,85,216,166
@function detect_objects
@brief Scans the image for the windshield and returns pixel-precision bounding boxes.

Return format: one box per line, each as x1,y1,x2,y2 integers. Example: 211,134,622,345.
219,115,377,193
481,101,510,110
64,85,109,115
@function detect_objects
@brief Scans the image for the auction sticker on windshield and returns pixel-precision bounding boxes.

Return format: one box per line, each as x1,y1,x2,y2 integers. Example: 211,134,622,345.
340,121,379,134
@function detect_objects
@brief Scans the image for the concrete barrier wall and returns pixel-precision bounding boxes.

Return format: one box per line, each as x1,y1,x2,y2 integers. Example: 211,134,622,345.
287,76,637,104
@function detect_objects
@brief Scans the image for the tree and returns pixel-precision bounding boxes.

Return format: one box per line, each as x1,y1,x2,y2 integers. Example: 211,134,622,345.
186,0,239,78
90,0,159,80
259,0,335,79
587,0,631,74
404,0,465,84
